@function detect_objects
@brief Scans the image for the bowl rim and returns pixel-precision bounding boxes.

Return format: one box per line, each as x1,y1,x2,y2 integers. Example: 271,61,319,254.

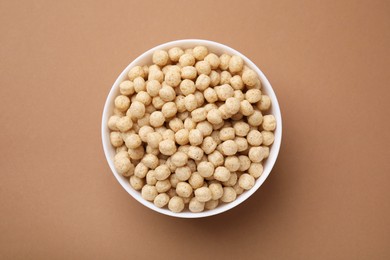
101,39,282,218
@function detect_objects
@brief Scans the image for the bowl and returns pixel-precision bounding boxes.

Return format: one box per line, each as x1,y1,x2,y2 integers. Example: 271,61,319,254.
102,39,282,218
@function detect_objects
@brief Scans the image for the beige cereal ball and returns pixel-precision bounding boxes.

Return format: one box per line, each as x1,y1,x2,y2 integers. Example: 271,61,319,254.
196,122,212,137
188,146,204,161
175,129,189,145
181,66,197,80
220,140,238,156
135,91,152,106
215,84,234,101
208,150,224,167
262,131,275,146
248,110,263,126
107,115,120,131
194,187,212,202
175,166,191,181
153,50,169,66
146,170,157,185
203,88,218,103
229,55,244,74
234,90,245,101
168,118,184,132
262,145,270,159
124,133,142,149
152,96,165,109
159,85,176,102
161,102,177,119
179,79,196,96
189,198,205,213
208,71,219,87
262,115,276,131
230,75,244,90
224,156,240,172
110,132,123,147
204,53,220,69
205,199,219,210
179,53,196,67
220,71,232,85
142,185,158,201
175,95,186,112
168,196,185,213
149,111,165,128
137,125,153,141
145,145,159,156
242,69,258,87
169,174,180,188
219,127,235,141
189,172,204,189
184,94,198,112
146,80,161,97
129,175,144,190
247,130,263,146
238,174,255,190
156,179,171,193
114,95,130,112
211,131,222,145
238,155,251,171
207,108,223,124
133,77,146,93
220,187,237,203
176,182,193,198
195,61,211,75
171,152,188,167
165,70,181,87
142,65,149,77
114,156,131,174
142,154,159,169
201,136,217,155
162,129,175,141
233,182,244,195
204,104,218,114
168,47,184,62
134,162,148,178
187,159,197,172
154,164,171,180
128,146,145,160
234,121,250,136
148,68,164,83
128,66,146,81
256,95,272,111
154,193,170,208
189,129,203,146
191,107,207,123
114,150,129,160
167,188,177,198
245,89,262,104
240,100,254,116
219,54,231,70
225,97,241,115
116,116,133,132
137,113,151,127
159,139,177,156
248,146,267,163
197,161,215,178
214,166,231,182
129,101,146,119
209,183,223,200
195,74,211,91
223,172,238,187
248,163,263,178
194,91,205,107
177,112,190,121
193,46,208,60
119,80,135,96
116,145,127,154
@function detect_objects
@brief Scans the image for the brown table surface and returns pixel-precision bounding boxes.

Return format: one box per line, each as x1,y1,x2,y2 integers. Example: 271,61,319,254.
1,0,389,259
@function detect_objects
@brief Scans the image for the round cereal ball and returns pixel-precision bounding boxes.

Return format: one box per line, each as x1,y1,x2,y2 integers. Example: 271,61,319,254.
240,100,254,116
190,108,206,123
168,196,185,213
209,183,223,200
154,193,170,208
159,139,177,156
195,74,211,91
201,136,217,155
152,50,169,66
208,150,224,167
246,89,262,103
247,130,263,146
114,156,131,174
229,55,244,74
168,118,184,132
204,88,218,103
223,172,238,187
175,166,191,181
168,47,184,62
128,66,146,81
133,77,146,93
219,127,235,141
159,85,176,102
136,91,152,105
238,155,251,171
184,94,198,112
261,131,275,146
224,156,240,172
169,174,180,188
176,182,193,198
248,110,263,126
187,146,204,160
152,96,165,109
154,165,171,181
114,95,130,112
145,145,159,156
189,198,205,213
146,170,157,185
197,161,215,178
161,102,177,119
108,115,120,131
194,187,212,202
195,61,211,75
145,80,161,97
234,121,250,137
207,108,223,124
205,199,219,210
215,84,234,101
179,53,195,67
220,187,237,203
156,179,171,193
220,140,238,156
248,163,263,178
225,97,241,115
165,70,181,87
188,172,204,189
149,111,165,128
129,101,146,119
119,80,135,95
193,46,208,60
220,71,232,85
195,91,205,107
175,129,189,145
230,75,244,90
248,146,267,163
177,111,189,121
125,133,142,149
233,182,244,195
141,185,158,201
179,79,196,96
110,132,123,147
116,116,133,132
181,66,197,80
211,131,222,145
257,95,272,111
175,95,186,112
214,166,231,182
234,90,245,101
196,121,213,137
171,152,188,167
209,70,220,87
189,129,203,146
219,54,231,70
148,69,164,83
145,132,161,149
142,154,159,169
242,69,258,87
128,146,145,160
262,146,270,159
137,113,151,127
204,53,220,69
262,115,276,131
134,162,148,178
129,175,144,190
238,174,255,190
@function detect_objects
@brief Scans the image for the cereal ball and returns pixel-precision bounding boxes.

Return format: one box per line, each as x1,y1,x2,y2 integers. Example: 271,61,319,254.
142,154,159,169
189,198,205,212
187,146,204,160
135,91,152,106
225,97,241,115
210,131,221,145
249,163,263,178
220,71,232,85
168,118,184,132
220,187,237,203
257,95,271,111
224,156,240,172
189,129,203,146
219,54,231,70
146,170,157,185
175,129,189,145
181,66,197,80
195,61,211,75
175,95,186,112
159,85,176,102
235,137,248,152
208,150,224,167
233,182,244,195
145,145,159,156
245,89,262,104
165,69,181,87
156,179,171,193
234,90,245,101
152,96,165,109
184,94,198,112
114,156,131,174
159,139,177,156
168,196,185,213
128,66,146,80
114,95,130,112
179,53,195,67
161,102,177,119
201,136,217,155
248,146,267,163
195,122,212,137
133,77,146,93
215,84,234,101
240,100,254,116
137,125,153,142
214,166,231,182
176,182,193,198
141,185,158,202
238,174,255,190
110,132,123,147
192,46,208,60
238,155,251,171
145,80,161,97
153,50,169,66
114,151,128,160
208,183,223,200
262,131,275,146
194,187,212,202
116,116,133,132
205,200,219,210
124,133,141,149
119,80,135,96
197,161,215,178
154,193,170,208
154,165,171,181
129,175,144,190
171,152,188,167
137,113,151,127
175,166,191,181
242,69,258,87
220,140,238,156
229,55,244,74
116,145,128,154
128,146,145,160
234,121,250,136
207,109,223,124
107,115,120,131
134,162,148,178
230,75,244,90
204,53,220,69
129,101,145,119
195,74,211,91
149,111,165,128
191,108,207,123
247,130,263,146
179,79,195,96
248,110,263,126
148,69,164,83
203,88,218,103
209,71,220,87
162,129,175,141
168,47,184,62
189,172,204,189
262,115,276,131
194,91,205,107
219,127,235,141
223,172,238,187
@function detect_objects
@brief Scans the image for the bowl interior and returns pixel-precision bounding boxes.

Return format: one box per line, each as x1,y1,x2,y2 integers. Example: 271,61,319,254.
102,39,282,218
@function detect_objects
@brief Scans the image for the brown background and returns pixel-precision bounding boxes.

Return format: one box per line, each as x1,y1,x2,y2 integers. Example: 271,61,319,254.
0,0,389,259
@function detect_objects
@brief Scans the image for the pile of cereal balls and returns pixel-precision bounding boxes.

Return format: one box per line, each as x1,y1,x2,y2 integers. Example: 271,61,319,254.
108,46,276,213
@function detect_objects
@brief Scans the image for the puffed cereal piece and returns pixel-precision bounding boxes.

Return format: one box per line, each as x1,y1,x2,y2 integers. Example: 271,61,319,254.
219,54,231,70
141,185,158,201
204,53,220,69
168,118,184,132
184,94,198,112
171,152,188,167
187,146,204,160
149,111,165,127
201,136,217,155
203,88,218,103
248,146,267,163
124,133,142,149
162,129,175,141
230,75,244,90
240,100,254,116
175,166,191,181
114,95,130,112
108,115,120,131
134,162,148,178
242,69,258,87
159,139,177,156
234,90,245,101
175,129,189,145
181,66,197,80
245,89,262,104
214,166,231,182
219,127,235,141
205,199,219,210
189,172,204,189
207,108,223,124
179,79,196,96
238,155,251,171
194,91,205,107
235,137,248,152
137,113,151,127
177,111,189,121
209,70,220,87
189,129,203,146
191,108,207,123
238,174,255,190
248,163,263,178
116,116,133,132
248,110,263,126
194,187,212,202
210,131,222,145
114,156,131,174
110,132,123,147
220,71,232,85
175,95,186,113
223,172,238,187
119,80,135,95
116,145,127,154
165,69,181,87
159,85,176,102
169,174,180,188
168,47,184,62
262,115,276,131
208,150,224,167
152,96,165,109
234,121,250,136
161,102,177,119
256,95,271,111
133,77,146,93
197,161,215,178
128,66,146,81
148,69,164,83
136,91,152,106
130,175,144,190
229,55,244,74
195,61,211,75
215,84,234,101
128,146,145,160
145,145,159,156
168,196,185,213
247,130,263,146
129,101,146,119
196,121,213,136
154,193,170,208
152,50,169,66
225,97,240,115
146,80,161,97
192,45,207,59
189,198,205,213
220,187,237,203
261,131,275,146
179,53,195,67
146,170,157,185
224,156,240,172
154,164,171,181
195,74,211,91
138,125,153,142
156,179,171,193
176,182,193,198
220,140,238,156
142,154,159,169
233,182,244,195
208,183,223,200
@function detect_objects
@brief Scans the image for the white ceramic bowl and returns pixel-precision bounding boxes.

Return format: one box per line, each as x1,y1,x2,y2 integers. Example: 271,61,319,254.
102,39,282,218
